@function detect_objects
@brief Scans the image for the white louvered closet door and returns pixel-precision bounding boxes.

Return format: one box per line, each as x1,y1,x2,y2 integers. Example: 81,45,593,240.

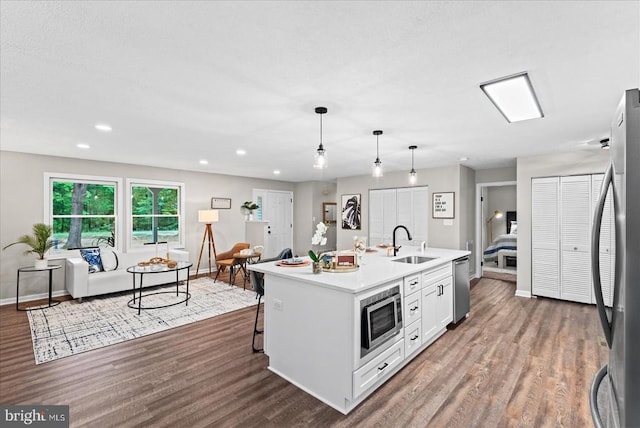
560,175,592,303
532,177,560,299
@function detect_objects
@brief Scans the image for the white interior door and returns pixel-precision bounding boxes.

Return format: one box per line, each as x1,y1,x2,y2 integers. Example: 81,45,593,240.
256,190,293,258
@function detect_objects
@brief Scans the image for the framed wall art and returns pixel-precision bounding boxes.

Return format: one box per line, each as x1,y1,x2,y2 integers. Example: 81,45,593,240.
432,192,455,219
341,194,361,230
211,197,232,209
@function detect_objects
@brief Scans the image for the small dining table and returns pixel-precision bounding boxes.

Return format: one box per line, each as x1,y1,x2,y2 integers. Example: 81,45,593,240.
231,252,261,289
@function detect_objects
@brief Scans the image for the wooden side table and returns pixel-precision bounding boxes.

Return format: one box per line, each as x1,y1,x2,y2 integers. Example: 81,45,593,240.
232,252,262,289
16,265,62,311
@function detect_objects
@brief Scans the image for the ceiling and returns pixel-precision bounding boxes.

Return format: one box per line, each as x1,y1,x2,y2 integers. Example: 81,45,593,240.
1,1,638,183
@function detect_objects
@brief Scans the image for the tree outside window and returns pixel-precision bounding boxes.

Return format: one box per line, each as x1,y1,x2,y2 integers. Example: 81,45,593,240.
51,180,116,249
130,185,180,247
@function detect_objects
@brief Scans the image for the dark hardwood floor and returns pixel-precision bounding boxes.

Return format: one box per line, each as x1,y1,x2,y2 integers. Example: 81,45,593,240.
0,272,607,427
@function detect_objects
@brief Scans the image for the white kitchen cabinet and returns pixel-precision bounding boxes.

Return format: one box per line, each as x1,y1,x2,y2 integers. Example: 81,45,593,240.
404,290,422,326
436,276,453,329
353,338,404,398
369,186,428,247
421,263,453,345
404,320,422,357
421,282,439,344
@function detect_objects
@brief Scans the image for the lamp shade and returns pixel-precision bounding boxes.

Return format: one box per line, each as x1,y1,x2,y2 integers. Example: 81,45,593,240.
198,209,219,223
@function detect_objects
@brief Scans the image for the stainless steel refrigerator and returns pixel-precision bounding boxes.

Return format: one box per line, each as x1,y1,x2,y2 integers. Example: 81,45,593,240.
590,88,640,428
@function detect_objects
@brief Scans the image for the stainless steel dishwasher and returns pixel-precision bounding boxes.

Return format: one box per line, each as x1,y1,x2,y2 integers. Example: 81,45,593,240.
453,256,470,323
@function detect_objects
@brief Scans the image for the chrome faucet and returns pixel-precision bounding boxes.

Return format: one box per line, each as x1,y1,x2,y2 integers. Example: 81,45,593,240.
392,225,412,256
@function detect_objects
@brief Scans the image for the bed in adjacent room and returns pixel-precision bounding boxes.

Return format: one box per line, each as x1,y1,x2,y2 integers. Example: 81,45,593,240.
483,211,517,268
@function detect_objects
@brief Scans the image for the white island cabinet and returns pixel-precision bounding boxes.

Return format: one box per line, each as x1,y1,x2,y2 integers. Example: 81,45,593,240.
249,247,470,414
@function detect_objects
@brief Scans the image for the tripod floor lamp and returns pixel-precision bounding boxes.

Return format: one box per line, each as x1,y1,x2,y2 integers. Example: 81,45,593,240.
196,209,219,275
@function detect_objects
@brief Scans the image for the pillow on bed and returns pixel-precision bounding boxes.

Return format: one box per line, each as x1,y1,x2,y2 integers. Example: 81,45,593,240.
511,221,518,235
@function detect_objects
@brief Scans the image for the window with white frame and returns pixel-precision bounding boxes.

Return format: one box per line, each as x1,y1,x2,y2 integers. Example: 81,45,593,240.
127,179,185,249
46,174,121,251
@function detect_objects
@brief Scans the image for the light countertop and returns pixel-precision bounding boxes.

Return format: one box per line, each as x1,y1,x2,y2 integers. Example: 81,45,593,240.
249,246,470,294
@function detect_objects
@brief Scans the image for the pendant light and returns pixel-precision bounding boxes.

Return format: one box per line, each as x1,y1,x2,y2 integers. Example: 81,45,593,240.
372,130,383,177
408,145,417,185
313,107,328,169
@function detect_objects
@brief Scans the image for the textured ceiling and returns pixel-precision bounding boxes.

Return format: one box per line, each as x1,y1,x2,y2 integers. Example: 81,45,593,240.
1,1,638,182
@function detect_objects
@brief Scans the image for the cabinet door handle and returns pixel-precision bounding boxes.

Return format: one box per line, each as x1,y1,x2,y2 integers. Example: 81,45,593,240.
411,335,419,341
411,305,419,312
378,362,389,371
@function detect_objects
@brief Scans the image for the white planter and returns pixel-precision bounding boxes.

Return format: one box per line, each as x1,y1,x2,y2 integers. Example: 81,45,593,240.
34,258,48,269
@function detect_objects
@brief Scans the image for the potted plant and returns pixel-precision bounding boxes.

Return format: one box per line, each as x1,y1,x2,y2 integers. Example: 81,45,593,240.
241,201,259,221
3,223,54,269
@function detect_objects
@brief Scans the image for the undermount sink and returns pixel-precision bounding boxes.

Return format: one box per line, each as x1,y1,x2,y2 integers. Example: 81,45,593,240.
391,255,437,264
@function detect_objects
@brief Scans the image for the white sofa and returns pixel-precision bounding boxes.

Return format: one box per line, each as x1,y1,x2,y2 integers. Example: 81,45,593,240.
65,248,190,301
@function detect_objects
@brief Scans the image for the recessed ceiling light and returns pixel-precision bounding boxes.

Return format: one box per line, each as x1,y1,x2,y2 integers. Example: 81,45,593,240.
273,170,281,175
199,159,208,165
480,72,543,123
95,123,112,132
459,157,469,161
236,149,246,156
76,143,90,149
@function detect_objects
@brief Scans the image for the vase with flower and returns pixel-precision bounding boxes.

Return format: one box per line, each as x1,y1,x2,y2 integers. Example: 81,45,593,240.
308,222,327,273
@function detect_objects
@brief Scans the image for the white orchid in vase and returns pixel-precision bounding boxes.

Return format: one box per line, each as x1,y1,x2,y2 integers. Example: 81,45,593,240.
308,222,328,262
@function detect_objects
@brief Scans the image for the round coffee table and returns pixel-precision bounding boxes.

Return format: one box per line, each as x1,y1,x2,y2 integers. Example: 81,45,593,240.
126,261,193,315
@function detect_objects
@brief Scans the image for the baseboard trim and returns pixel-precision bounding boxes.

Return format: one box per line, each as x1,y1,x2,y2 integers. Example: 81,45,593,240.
514,289,532,298
0,290,70,307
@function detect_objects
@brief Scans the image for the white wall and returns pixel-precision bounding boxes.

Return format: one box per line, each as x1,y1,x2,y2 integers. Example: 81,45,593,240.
476,166,516,183
516,149,609,296
293,181,336,257
336,164,465,251
0,151,295,300
459,166,476,274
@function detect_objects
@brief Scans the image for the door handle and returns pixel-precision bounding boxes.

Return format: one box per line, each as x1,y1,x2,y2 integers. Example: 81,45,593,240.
591,162,614,348
378,362,389,371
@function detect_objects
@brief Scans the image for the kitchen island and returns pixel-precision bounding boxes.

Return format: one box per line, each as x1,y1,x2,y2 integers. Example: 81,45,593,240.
249,246,470,414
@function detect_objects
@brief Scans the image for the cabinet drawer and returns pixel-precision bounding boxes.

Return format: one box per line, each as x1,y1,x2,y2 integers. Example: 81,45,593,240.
403,274,422,295
423,263,452,285
403,290,422,325
353,338,405,398
404,319,422,357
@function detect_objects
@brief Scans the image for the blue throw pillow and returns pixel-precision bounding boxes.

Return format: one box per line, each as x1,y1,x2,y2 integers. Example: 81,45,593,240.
80,248,104,274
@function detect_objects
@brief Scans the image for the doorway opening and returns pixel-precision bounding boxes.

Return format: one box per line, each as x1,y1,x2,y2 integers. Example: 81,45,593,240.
475,181,517,280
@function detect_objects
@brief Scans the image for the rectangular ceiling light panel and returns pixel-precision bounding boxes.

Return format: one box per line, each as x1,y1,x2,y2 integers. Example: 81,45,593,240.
480,72,544,123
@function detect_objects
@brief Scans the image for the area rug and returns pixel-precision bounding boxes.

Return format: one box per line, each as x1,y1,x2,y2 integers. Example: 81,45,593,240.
27,277,257,364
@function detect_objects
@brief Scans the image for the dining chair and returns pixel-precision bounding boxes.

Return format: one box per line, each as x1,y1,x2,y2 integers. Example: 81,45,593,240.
250,248,292,352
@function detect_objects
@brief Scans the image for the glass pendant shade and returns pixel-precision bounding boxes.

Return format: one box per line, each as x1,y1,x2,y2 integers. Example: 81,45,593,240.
372,159,383,177
313,107,328,169
314,146,328,169
372,130,383,177
408,145,417,185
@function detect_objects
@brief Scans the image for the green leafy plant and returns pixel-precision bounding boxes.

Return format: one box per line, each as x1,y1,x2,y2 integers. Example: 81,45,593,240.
242,201,259,212
3,223,54,260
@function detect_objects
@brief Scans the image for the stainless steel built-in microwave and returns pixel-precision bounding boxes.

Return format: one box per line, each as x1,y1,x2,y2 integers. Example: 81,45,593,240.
360,285,403,359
